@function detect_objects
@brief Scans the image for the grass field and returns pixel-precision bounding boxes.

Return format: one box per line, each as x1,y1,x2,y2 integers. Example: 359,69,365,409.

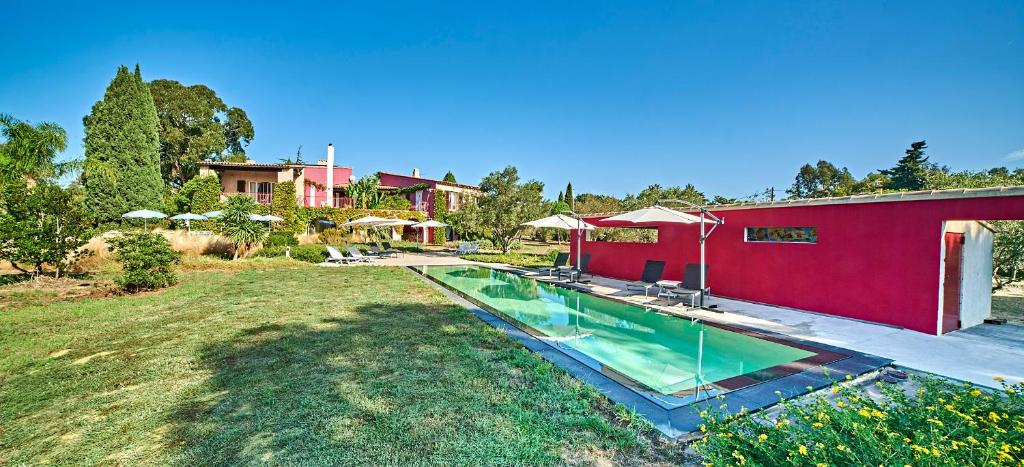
0,264,683,465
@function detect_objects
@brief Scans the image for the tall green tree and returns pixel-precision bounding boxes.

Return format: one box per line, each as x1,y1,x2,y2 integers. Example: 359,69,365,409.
624,183,707,210
149,79,254,186
0,114,70,184
0,179,91,277
461,166,545,253
82,65,164,222
564,182,574,210
786,160,856,199
442,171,457,183
882,140,930,191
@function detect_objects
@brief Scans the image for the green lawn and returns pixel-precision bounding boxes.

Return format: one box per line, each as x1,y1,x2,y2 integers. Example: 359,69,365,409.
0,265,682,465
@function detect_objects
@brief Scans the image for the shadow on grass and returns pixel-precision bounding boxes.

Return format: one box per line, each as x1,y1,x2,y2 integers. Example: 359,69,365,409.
166,301,656,465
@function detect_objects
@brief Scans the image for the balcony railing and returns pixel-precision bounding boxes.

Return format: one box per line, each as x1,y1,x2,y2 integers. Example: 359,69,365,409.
412,201,429,212
301,196,354,208
240,192,273,204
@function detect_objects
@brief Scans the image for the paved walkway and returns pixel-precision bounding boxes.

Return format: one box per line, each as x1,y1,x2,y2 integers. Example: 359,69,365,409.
331,252,1023,389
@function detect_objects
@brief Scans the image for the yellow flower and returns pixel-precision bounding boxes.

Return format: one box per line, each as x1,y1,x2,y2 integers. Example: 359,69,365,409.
798,445,808,455
837,444,846,452
1007,388,1016,394
967,436,978,444
831,386,839,394
926,418,945,427
816,443,825,449
858,409,872,418
969,389,981,396
845,374,852,381
758,433,768,443
731,451,746,465
837,401,845,408
816,464,827,467
700,424,706,432
994,376,1005,381
989,412,1002,423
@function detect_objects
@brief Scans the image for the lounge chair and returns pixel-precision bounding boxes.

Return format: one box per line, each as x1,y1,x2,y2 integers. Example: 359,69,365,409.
455,242,469,255
381,242,399,255
346,246,375,262
542,252,569,276
371,243,397,258
663,263,710,306
325,246,358,264
625,260,667,296
558,254,592,282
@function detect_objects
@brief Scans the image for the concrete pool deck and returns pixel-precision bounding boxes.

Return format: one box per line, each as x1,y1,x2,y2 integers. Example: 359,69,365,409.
338,251,1022,389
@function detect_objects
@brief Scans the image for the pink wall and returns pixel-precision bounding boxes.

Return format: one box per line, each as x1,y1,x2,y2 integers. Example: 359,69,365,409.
301,166,353,207
572,196,1024,334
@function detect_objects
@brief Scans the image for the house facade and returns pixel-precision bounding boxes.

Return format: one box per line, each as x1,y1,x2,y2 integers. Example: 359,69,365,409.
379,170,482,242
197,161,354,208
571,187,1024,336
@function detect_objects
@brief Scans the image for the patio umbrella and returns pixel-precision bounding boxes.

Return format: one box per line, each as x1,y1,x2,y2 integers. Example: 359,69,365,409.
379,219,418,226
249,214,269,221
341,215,392,227
411,219,448,244
202,210,223,218
522,214,596,271
169,213,207,232
122,209,167,229
262,214,284,222
603,204,723,307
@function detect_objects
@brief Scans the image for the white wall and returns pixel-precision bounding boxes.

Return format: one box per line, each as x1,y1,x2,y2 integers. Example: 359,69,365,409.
941,221,994,330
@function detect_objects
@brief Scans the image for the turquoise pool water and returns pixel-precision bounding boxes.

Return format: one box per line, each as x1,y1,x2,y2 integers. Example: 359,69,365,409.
417,265,815,395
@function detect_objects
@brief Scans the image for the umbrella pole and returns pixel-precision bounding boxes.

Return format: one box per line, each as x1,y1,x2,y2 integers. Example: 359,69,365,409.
700,210,706,307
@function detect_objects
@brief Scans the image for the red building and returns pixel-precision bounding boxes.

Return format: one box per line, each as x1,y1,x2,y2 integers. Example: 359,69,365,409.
379,170,482,242
572,187,1024,335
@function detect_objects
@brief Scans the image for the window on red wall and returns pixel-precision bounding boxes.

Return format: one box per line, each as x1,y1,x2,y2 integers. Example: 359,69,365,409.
745,227,817,243
236,180,246,192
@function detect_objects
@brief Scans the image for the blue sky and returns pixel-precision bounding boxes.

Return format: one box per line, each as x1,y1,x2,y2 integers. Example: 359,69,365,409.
3,1,1022,199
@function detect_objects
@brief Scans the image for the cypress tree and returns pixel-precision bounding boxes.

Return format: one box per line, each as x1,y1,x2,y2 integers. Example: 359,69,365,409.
83,65,164,222
882,141,930,191
564,182,574,210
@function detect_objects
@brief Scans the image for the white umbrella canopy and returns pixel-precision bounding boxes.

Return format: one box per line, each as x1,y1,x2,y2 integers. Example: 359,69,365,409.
122,209,167,228
411,220,448,228
379,219,418,226
341,215,392,227
122,209,167,219
170,213,207,221
262,214,284,222
170,213,207,232
601,205,705,224
522,214,596,230
249,214,269,221
202,210,223,218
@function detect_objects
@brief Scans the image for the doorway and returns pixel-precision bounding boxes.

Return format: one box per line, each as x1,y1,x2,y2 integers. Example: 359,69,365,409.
942,232,964,334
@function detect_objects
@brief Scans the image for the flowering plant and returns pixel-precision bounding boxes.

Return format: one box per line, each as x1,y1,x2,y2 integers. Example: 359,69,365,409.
695,375,1023,466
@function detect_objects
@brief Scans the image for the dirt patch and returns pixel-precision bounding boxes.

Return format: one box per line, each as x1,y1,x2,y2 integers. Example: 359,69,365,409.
0,276,118,310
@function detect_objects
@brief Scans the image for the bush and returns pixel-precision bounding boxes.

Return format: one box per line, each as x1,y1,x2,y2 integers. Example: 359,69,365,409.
696,375,1024,466
265,231,298,248
107,231,181,292
462,252,553,267
253,244,326,264
318,228,346,245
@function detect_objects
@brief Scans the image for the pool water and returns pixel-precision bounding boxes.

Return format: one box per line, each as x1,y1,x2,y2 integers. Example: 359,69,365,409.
417,265,815,395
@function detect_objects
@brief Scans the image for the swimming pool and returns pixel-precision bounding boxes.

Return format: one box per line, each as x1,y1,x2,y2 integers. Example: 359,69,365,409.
415,265,836,397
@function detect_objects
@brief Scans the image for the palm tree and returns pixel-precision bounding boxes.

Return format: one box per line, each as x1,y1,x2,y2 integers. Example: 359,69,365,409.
0,113,70,184
221,195,267,260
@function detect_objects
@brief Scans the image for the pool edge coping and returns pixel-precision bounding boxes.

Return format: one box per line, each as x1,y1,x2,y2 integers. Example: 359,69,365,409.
406,265,893,439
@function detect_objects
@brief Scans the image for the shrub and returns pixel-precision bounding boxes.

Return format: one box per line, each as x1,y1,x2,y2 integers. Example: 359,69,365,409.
221,195,267,259
107,231,180,292
318,228,346,245
253,244,326,264
695,375,1024,466
265,231,298,248
0,180,92,277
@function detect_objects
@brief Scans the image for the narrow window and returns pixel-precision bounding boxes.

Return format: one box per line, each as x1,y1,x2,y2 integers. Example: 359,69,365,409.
236,180,246,192
744,227,817,244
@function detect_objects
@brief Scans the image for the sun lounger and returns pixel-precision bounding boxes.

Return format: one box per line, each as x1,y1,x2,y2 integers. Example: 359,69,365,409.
625,260,667,296
662,263,710,306
371,243,397,258
540,252,569,276
346,246,375,262
325,246,359,264
381,242,399,255
558,254,592,282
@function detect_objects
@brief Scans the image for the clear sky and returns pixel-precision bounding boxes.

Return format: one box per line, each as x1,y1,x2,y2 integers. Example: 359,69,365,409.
3,1,1022,199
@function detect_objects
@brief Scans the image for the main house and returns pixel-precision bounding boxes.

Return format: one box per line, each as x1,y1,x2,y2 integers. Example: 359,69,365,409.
196,144,481,237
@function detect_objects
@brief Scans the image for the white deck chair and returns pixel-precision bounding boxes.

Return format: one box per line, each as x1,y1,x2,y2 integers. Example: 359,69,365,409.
346,246,375,262
325,246,358,264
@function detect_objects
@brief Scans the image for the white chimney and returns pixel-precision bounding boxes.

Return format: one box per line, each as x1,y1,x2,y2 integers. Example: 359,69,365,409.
412,168,420,178
325,144,335,206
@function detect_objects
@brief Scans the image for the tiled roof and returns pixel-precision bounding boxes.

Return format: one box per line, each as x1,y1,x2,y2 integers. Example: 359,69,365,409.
377,171,481,190
197,161,353,169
